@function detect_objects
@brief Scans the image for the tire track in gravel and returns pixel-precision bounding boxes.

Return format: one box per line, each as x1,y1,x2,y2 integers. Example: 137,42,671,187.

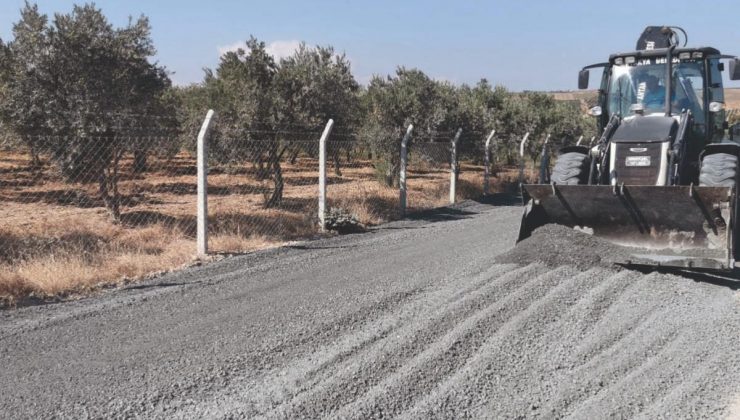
398,267,610,419
481,269,646,414
537,276,740,419
396,267,740,420
175,263,544,418
288,265,586,420
325,266,579,419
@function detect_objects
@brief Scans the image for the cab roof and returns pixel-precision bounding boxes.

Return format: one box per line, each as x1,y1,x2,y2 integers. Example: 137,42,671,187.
608,47,721,64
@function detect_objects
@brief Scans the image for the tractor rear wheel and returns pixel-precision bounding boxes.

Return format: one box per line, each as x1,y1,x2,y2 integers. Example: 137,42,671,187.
550,152,590,185
699,152,739,257
699,153,738,187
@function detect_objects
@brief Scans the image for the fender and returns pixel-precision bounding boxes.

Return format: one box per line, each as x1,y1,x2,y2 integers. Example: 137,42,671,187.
558,145,590,155
701,142,740,159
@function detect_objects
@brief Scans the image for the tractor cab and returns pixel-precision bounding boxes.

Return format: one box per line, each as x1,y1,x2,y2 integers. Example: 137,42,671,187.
578,26,740,147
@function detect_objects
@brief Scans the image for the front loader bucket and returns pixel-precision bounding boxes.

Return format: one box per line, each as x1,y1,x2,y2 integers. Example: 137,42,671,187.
518,184,737,270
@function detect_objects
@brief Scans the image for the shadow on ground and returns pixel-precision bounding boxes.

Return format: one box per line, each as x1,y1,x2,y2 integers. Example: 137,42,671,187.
406,207,478,223
623,264,740,291
475,193,523,207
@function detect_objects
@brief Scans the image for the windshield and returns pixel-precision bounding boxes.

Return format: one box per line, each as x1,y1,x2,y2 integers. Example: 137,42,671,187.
607,57,705,122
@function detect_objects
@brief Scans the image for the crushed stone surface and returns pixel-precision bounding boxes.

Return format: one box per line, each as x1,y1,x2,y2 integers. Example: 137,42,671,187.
1,199,739,419
494,223,634,270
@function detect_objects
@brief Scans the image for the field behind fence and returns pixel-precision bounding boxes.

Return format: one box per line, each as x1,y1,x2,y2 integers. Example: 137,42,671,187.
0,116,532,305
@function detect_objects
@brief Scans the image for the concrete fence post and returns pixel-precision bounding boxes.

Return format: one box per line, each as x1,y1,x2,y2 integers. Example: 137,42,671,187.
449,128,462,204
539,133,551,184
518,132,530,179
318,119,335,231
518,132,531,196
399,124,414,217
483,129,496,197
197,109,215,258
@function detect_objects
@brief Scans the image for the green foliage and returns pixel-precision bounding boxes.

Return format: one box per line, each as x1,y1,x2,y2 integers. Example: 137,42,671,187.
0,2,172,220
176,38,365,207
274,44,360,130
444,80,508,160
274,44,361,176
203,37,279,165
360,68,451,186
494,92,596,166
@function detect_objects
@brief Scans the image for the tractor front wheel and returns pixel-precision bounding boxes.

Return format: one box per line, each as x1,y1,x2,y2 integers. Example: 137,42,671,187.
550,152,590,185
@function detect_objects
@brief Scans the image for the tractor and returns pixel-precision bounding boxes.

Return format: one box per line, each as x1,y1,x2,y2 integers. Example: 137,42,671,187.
518,26,740,270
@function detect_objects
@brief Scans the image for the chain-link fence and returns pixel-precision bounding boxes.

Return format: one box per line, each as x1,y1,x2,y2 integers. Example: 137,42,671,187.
406,140,455,211
0,116,525,304
324,136,400,230
0,130,197,301
205,136,321,253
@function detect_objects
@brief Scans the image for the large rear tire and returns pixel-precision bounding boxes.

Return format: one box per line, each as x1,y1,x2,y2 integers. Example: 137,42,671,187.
550,152,590,185
699,152,739,259
699,153,738,187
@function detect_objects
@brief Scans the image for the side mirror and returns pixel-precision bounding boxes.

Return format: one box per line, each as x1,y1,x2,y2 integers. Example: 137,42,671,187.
588,106,602,116
709,102,725,113
730,58,740,80
578,69,590,89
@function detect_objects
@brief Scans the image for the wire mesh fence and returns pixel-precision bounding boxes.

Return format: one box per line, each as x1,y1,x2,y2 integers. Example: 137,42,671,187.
205,137,322,253
0,118,515,303
406,141,454,211
0,133,197,300
324,139,400,230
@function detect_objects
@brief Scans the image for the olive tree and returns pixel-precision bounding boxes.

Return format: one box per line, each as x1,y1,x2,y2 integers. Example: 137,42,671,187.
274,44,360,175
0,2,171,220
360,68,450,186
196,37,289,207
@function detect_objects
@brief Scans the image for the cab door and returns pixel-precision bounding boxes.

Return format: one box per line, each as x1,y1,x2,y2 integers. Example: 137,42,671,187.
707,57,725,143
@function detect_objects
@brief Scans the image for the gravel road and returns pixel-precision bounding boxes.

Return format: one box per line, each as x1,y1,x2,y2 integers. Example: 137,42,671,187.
1,196,739,419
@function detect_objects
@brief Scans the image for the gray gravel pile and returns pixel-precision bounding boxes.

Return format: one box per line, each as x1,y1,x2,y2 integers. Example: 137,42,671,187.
494,224,633,270
1,200,739,419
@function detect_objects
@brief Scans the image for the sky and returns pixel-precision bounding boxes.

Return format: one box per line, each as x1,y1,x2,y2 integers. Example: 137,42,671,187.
2,0,740,91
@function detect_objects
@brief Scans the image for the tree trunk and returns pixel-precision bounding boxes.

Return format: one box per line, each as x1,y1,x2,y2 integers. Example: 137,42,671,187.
29,143,42,169
99,148,123,222
99,173,119,221
332,150,342,177
289,148,300,165
384,161,399,187
133,150,148,174
264,147,284,208
255,158,269,180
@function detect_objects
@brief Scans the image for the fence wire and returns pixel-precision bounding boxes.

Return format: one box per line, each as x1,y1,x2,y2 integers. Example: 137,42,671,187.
406,141,454,211
0,130,199,300
0,122,503,303
205,137,321,253
325,139,398,229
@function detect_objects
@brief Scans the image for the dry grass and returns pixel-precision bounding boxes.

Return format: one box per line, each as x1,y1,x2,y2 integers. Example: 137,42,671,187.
0,151,514,306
